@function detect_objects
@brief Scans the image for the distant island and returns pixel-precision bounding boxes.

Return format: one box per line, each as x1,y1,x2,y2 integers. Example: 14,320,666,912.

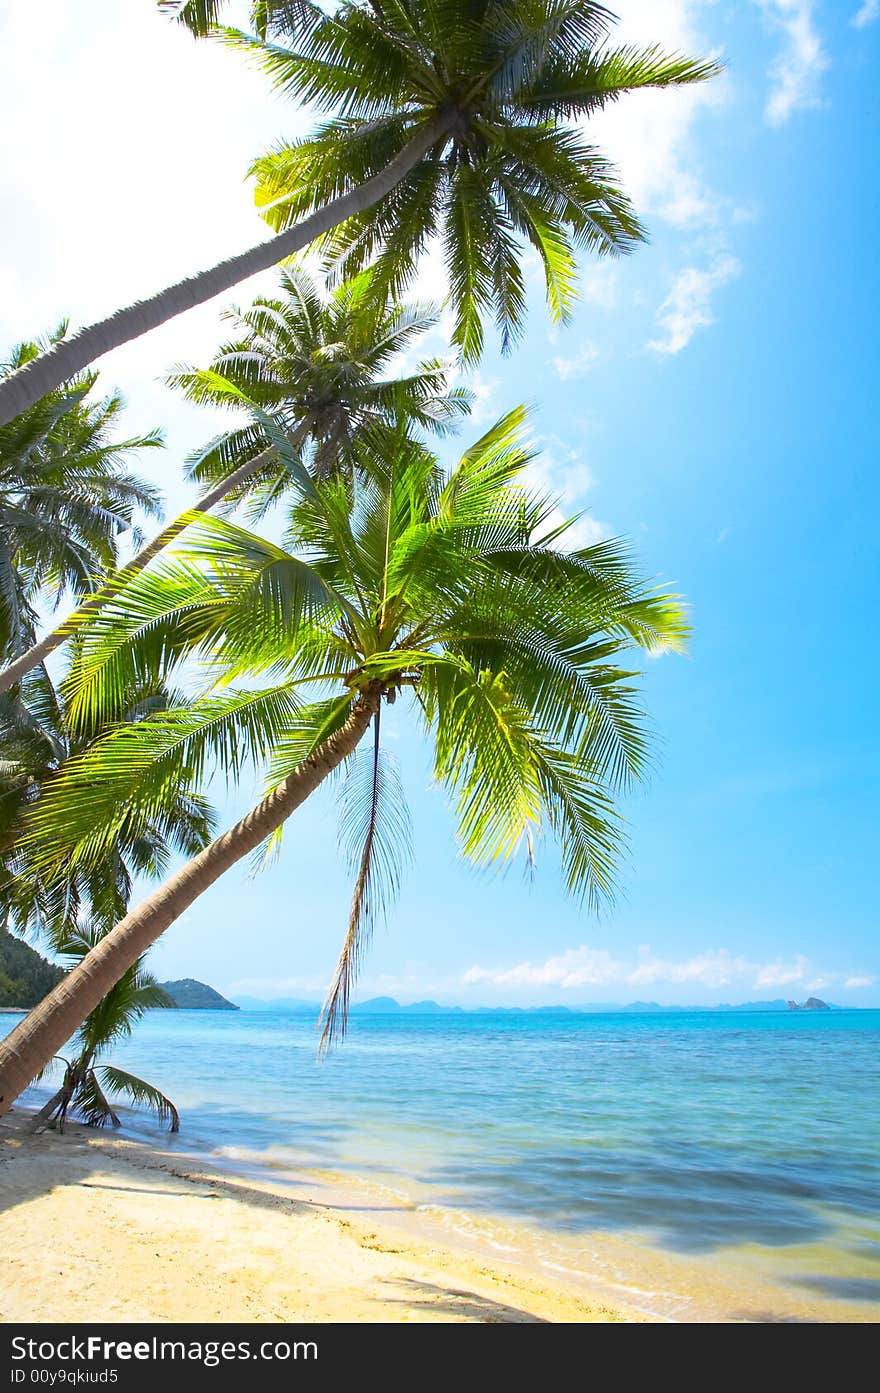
0,950,242,1014
786,997,830,1011
157,979,239,1010
0,929,63,1010
233,994,843,1016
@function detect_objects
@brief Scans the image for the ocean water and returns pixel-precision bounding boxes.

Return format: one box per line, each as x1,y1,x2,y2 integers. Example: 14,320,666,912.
8,1007,880,1321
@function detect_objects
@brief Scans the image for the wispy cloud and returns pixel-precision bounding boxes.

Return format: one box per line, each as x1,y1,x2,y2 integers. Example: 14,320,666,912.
551,342,601,381
579,264,619,309
589,2,727,233
467,374,502,425
648,255,741,355
754,955,811,988
527,439,609,549
465,947,622,990
465,946,873,996
852,0,879,28
756,1,828,127
629,948,754,988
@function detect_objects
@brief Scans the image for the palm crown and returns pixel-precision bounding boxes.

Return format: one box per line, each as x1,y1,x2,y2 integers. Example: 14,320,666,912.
0,2,716,424
238,0,717,357
0,329,163,662
0,270,463,696
171,264,470,507
0,663,214,946
21,405,687,1042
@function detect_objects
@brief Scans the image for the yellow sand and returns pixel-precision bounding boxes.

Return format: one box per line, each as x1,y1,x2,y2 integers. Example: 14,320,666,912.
0,1112,630,1324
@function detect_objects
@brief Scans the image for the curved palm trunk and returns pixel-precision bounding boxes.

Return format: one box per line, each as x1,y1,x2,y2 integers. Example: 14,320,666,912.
0,424,299,693
0,117,454,428
25,1049,92,1134
26,1082,69,1134
0,693,378,1115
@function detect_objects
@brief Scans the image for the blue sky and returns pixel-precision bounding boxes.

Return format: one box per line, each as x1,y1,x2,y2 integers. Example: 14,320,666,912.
1,2,877,1005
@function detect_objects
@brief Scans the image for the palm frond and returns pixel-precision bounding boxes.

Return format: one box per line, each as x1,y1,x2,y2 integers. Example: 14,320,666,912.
95,1064,180,1132
320,709,412,1047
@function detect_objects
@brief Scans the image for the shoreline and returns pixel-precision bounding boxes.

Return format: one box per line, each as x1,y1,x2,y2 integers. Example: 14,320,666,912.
0,1108,636,1324
3,1105,875,1323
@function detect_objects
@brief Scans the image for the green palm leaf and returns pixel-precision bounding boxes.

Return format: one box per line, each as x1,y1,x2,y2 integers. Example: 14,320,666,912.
320,710,413,1046
95,1066,180,1133
13,408,688,1054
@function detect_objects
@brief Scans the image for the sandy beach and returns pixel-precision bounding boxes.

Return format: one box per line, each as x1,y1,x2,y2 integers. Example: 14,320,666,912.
0,1110,630,1325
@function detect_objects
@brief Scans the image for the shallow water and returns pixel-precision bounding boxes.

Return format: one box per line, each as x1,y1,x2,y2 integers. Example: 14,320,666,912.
9,1007,880,1321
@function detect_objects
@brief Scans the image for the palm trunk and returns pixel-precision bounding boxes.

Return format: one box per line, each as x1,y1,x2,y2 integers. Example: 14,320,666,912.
25,1048,92,1133
0,692,379,1115
0,426,295,693
0,116,454,428
26,1082,68,1134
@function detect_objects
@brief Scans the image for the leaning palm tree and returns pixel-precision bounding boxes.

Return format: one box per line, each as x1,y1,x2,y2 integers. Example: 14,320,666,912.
0,268,465,694
0,664,211,1132
0,404,687,1109
0,328,163,666
0,662,215,946
173,265,469,502
0,0,717,423
28,928,179,1135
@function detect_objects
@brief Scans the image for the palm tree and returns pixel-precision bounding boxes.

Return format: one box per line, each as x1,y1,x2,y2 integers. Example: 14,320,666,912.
0,268,465,694
28,927,179,1135
0,0,717,424
0,404,687,1109
161,1,307,38
0,662,215,946
0,663,211,1131
0,328,163,667
172,265,469,498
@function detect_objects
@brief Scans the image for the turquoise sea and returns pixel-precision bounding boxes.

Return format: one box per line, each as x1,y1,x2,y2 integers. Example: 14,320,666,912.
9,1007,880,1321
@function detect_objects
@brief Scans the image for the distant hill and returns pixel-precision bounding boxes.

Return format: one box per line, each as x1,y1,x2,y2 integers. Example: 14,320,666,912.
229,994,842,1015
233,995,464,1015
157,978,239,1010
352,996,464,1014
0,929,63,1009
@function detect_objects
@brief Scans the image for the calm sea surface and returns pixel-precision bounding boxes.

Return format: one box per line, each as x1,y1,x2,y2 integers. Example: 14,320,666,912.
8,1007,880,1321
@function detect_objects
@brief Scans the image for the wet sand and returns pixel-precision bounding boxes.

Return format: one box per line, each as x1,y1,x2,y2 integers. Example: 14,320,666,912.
2,1110,875,1323
0,1111,629,1324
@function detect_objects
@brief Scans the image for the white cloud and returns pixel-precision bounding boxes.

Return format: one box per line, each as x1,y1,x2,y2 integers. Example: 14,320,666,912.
551,343,601,381
527,439,609,548
559,514,612,549
588,1,727,233
579,265,619,309
852,0,879,28
753,955,811,988
531,437,596,498
465,947,624,989
756,1,828,127
629,947,752,988
467,374,502,425
0,0,306,522
648,255,741,355
464,946,868,996
844,974,876,989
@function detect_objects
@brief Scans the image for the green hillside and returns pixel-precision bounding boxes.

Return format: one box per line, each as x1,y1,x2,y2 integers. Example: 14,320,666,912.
0,929,64,1008
157,979,239,1010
